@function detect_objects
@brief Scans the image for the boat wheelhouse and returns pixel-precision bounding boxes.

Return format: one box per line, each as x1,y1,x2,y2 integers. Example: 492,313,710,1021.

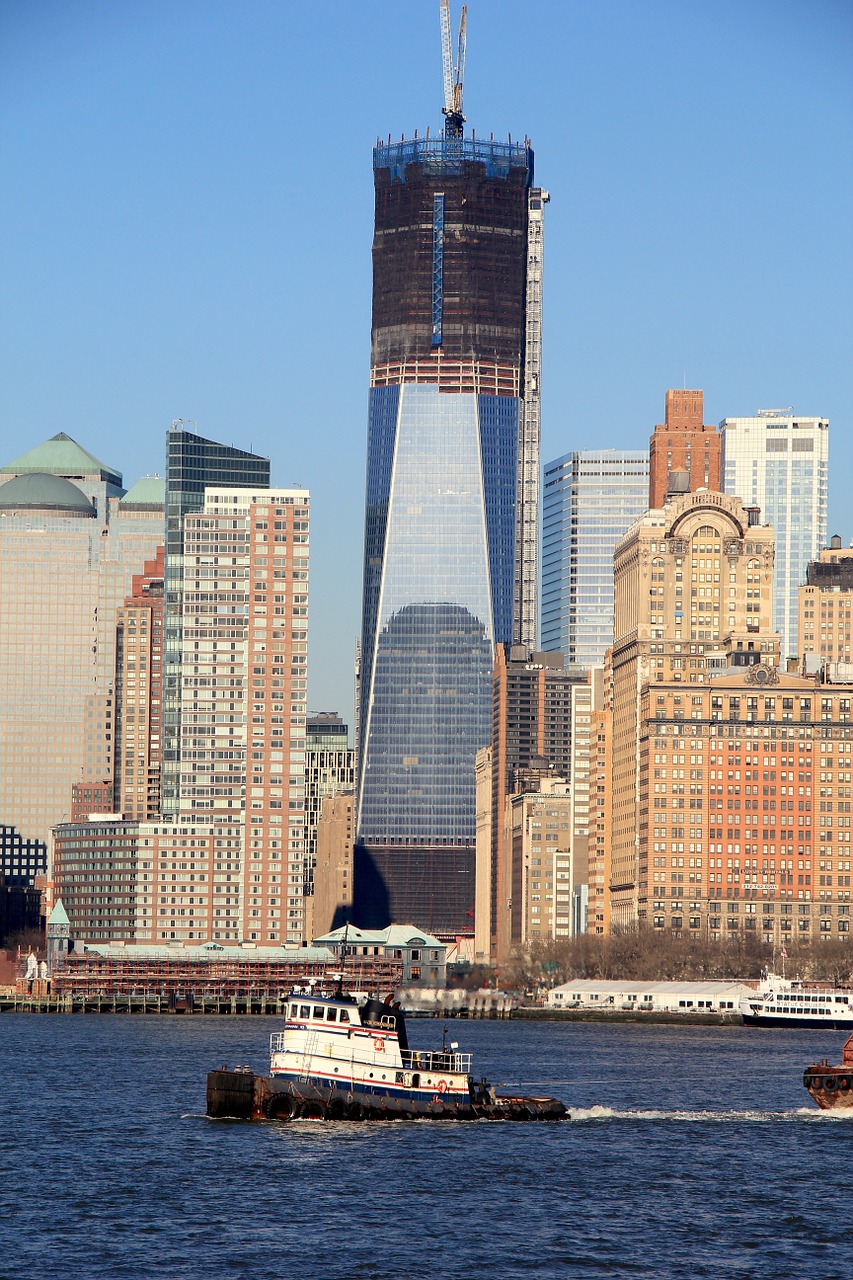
269,988,473,1111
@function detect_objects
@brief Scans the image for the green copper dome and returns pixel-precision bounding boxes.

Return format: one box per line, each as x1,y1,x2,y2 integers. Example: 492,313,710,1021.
0,472,95,515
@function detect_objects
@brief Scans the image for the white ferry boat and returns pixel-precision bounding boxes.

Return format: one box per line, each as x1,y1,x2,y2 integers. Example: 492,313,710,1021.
207,981,568,1122
739,972,853,1029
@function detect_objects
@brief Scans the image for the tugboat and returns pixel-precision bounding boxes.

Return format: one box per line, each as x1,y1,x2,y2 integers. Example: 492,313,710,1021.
206,982,568,1122
803,1031,853,1111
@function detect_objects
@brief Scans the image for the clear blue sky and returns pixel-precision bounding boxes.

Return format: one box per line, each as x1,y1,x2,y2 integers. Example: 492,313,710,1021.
2,0,851,727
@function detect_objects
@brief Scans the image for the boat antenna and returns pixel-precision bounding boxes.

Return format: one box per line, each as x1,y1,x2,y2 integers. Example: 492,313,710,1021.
336,921,349,997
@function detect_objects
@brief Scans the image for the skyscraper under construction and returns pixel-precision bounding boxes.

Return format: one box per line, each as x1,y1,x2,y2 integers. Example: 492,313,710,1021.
355,3,547,933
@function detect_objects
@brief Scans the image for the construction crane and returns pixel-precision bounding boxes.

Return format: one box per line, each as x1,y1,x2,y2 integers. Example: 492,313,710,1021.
440,0,467,138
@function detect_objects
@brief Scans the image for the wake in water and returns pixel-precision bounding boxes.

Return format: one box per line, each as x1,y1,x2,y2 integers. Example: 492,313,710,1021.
568,1103,853,1122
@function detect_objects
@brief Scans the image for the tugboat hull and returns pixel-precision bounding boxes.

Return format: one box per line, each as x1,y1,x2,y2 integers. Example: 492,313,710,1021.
207,1070,568,1122
802,1031,853,1110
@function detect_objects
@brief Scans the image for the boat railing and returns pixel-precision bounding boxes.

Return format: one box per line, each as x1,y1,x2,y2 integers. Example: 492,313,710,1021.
270,1032,287,1054
401,1049,472,1074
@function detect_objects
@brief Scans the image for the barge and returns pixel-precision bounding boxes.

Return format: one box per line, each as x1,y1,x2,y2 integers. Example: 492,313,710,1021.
207,983,568,1122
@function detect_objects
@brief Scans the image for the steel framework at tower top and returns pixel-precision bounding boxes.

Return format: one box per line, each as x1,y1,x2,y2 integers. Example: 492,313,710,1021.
440,0,467,137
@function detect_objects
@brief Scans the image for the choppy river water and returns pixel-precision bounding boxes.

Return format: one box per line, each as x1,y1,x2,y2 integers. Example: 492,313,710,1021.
1,1015,849,1280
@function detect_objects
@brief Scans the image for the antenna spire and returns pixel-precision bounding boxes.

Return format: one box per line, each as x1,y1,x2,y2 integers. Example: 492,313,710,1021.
439,0,467,138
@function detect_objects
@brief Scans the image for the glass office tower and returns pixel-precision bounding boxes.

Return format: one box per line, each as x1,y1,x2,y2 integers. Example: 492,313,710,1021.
356,134,546,933
161,424,270,816
720,410,829,661
541,450,650,669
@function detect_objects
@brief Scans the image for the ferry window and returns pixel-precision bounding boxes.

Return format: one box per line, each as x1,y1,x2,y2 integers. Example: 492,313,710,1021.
289,1004,298,1018
313,1006,325,1019
326,1008,337,1021
339,1010,350,1023
299,1005,310,1018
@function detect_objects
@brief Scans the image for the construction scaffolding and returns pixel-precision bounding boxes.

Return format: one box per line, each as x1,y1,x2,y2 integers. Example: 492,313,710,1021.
52,950,403,1000
514,186,548,648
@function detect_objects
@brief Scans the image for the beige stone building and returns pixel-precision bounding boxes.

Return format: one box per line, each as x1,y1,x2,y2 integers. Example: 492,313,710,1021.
608,486,778,928
798,536,853,668
475,664,594,962
589,484,853,944
309,792,355,938
475,646,589,963
503,778,587,948
114,545,165,821
588,674,613,936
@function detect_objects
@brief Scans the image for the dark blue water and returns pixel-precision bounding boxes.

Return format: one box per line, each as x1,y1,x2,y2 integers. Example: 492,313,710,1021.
1,1015,849,1280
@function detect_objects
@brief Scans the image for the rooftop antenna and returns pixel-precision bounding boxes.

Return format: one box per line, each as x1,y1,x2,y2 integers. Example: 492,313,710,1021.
440,0,467,138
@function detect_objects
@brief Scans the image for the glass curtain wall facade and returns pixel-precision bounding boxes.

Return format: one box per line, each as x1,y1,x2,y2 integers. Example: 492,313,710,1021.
720,411,829,661
356,135,542,934
162,425,270,817
541,451,650,669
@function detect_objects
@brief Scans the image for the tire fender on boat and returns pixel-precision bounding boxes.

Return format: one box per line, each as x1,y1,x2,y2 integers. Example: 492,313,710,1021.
327,1092,347,1120
267,1094,294,1120
297,1099,325,1120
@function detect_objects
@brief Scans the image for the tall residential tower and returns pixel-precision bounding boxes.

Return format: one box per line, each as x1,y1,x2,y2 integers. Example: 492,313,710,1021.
161,423,270,817
720,409,829,661
355,10,547,933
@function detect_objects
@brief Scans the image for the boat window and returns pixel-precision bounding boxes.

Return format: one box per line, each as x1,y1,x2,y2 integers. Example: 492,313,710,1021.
313,1006,325,1019
326,1008,337,1022
339,1010,350,1023
289,1004,298,1018
299,1004,310,1018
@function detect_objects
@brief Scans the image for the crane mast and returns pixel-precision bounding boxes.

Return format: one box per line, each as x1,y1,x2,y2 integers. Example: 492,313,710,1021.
439,0,467,138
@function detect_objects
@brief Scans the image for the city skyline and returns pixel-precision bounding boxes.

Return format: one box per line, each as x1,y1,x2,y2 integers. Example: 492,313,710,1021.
2,0,851,724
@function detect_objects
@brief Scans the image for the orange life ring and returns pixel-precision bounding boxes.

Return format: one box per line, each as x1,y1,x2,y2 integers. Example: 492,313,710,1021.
373,1035,385,1052
436,1079,448,1094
